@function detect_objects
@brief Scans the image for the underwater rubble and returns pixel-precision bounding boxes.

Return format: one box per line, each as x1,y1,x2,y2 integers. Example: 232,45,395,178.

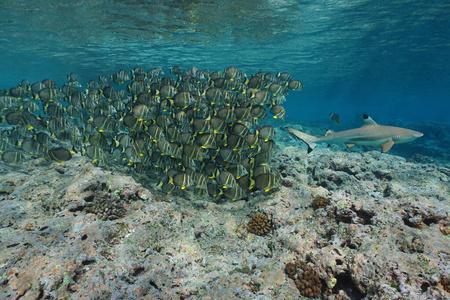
0,140,449,299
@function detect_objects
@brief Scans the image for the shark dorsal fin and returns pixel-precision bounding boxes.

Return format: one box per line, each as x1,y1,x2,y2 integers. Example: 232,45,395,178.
363,114,378,126
325,130,334,136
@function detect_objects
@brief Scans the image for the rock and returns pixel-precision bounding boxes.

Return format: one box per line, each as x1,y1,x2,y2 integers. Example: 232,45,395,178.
0,143,449,299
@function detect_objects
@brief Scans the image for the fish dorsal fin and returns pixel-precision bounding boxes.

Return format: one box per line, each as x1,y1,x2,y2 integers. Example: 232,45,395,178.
325,130,334,137
362,114,378,126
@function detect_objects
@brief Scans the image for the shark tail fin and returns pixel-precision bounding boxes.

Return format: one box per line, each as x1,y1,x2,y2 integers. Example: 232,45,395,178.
286,127,319,153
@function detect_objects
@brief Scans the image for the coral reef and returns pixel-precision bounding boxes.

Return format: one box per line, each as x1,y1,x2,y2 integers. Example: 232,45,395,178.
285,261,323,297
442,276,450,293
0,134,449,299
312,195,331,209
247,212,272,236
82,181,127,221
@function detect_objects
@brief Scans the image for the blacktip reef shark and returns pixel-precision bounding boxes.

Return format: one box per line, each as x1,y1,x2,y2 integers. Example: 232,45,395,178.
287,114,424,153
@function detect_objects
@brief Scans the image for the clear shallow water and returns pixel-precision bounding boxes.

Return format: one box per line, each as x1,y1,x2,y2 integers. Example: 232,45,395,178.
1,0,449,123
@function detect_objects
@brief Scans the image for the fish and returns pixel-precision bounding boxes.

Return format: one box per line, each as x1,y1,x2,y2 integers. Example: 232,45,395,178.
67,73,78,82
123,114,146,132
131,67,146,78
219,148,241,164
287,114,424,153
37,88,59,102
172,173,194,190
255,172,281,192
0,65,306,201
215,107,235,122
9,86,28,98
5,111,42,130
207,182,222,198
250,105,267,120
161,179,176,194
236,174,254,191
227,134,247,152
253,165,272,178
2,150,26,164
277,72,292,82
47,147,72,163
217,170,237,189
223,185,247,201
257,125,275,142
35,132,51,145
173,91,195,108
111,69,130,85
268,83,285,96
193,118,212,134
254,91,271,106
195,133,217,149
234,107,252,123
288,80,302,91
329,113,340,124
44,102,65,116
42,79,57,89
160,85,177,99
254,151,271,166
84,145,108,165
247,76,263,89
147,67,164,78
183,144,204,160
210,116,228,134
0,95,17,110
206,87,224,105
270,104,286,120
259,139,275,153
227,163,248,179
21,139,47,155
231,123,249,137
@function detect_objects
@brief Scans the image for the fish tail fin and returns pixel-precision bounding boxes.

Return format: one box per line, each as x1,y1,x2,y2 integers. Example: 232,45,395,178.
286,127,318,153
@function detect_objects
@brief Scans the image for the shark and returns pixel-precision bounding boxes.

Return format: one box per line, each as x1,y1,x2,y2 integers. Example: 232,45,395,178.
287,114,424,153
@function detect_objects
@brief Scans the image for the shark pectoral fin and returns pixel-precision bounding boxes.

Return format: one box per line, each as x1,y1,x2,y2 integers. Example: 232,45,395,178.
346,143,355,148
380,141,395,153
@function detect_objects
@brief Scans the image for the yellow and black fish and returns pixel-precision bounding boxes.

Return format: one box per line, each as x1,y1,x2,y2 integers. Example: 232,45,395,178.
217,170,237,189
257,126,275,142
172,173,194,190
329,113,341,124
223,185,247,201
288,80,302,91
1,150,26,164
270,104,286,120
0,65,304,202
47,147,72,164
255,172,282,192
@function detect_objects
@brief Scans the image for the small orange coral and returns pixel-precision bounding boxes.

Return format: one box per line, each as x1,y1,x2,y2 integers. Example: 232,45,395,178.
440,226,450,235
312,195,330,209
284,262,297,279
442,276,450,293
247,213,272,236
285,261,322,298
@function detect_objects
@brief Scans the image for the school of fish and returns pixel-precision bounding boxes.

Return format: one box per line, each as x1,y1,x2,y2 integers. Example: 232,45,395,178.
0,66,302,200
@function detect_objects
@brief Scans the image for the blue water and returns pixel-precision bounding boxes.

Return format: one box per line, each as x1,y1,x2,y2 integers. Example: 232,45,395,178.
1,0,449,123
